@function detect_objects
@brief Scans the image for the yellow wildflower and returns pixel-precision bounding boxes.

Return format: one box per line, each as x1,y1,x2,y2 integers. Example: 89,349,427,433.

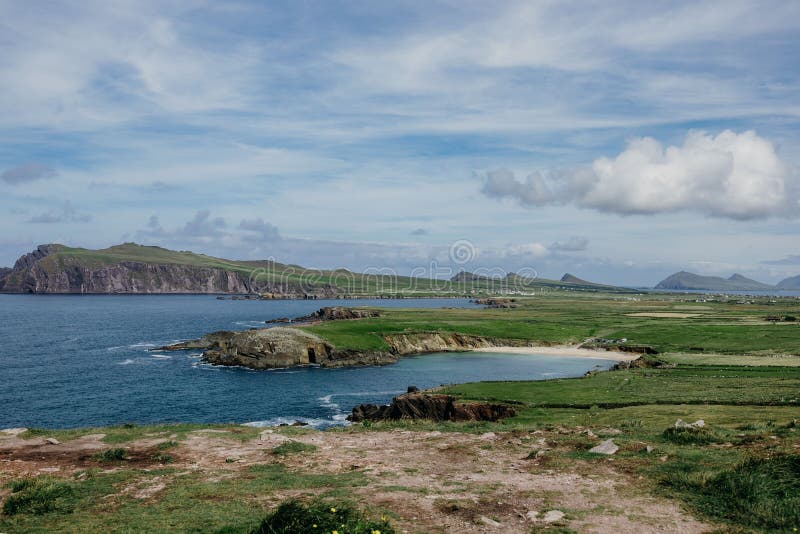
330,507,337,513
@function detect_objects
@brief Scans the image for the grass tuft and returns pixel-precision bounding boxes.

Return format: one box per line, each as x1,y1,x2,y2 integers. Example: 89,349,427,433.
271,441,318,456
2,477,74,516
92,448,128,462
252,499,394,534
662,455,800,531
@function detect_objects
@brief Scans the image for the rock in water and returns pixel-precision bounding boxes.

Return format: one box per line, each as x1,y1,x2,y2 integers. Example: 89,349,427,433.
589,439,619,455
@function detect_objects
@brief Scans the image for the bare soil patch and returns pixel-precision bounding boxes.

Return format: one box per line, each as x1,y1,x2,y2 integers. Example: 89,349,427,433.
0,428,712,532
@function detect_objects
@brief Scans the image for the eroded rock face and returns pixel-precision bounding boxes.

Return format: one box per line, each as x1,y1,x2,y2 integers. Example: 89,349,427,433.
2,255,254,294
384,332,533,355
161,327,398,369
348,393,516,423
0,244,333,295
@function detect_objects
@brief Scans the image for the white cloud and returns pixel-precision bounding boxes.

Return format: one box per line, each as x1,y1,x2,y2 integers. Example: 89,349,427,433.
484,130,797,220
549,236,589,252
28,201,91,223
502,243,549,258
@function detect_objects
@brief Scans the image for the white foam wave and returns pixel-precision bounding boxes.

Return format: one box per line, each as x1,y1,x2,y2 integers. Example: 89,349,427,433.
150,354,172,360
234,321,266,328
243,416,349,429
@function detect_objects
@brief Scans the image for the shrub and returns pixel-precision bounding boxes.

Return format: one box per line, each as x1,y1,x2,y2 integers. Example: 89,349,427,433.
661,426,724,445
156,440,179,450
151,453,174,464
252,500,393,534
2,477,74,516
271,441,318,456
92,448,128,462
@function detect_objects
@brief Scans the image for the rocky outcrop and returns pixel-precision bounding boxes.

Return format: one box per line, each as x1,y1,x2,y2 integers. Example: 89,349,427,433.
12,244,64,271
267,306,381,324
473,298,518,308
348,392,517,422
160,327,398,369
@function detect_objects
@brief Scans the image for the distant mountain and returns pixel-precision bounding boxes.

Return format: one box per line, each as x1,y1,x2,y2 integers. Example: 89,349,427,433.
777,275,800,289
0,243,640,295
655,271,774,291
450,271,495,282
560,273,593,285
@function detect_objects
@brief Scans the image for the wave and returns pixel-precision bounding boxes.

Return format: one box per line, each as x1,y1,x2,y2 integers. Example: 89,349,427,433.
233,321,267,328
243,416,349,430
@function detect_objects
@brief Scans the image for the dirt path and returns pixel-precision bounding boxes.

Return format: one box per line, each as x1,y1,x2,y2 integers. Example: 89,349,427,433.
0,428,711,533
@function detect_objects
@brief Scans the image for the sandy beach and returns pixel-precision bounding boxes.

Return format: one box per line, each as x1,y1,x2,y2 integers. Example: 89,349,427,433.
473,345,641,362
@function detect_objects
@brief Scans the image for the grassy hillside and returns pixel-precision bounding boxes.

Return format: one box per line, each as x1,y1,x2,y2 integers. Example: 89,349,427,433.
5,242,634,296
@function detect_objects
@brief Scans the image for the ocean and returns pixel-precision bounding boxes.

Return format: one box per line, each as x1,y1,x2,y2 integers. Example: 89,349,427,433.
0,295,618,429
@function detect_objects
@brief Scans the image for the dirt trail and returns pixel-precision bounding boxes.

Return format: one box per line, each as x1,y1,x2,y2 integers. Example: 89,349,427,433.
0,428,711,533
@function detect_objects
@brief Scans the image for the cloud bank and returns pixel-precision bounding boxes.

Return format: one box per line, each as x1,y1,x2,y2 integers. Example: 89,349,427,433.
2,163,57,185
483,130,797,220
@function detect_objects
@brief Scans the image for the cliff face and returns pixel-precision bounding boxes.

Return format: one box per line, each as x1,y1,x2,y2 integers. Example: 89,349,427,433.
384,332,535,355
161,327,399,369
348,392,517,422
1,259,254,294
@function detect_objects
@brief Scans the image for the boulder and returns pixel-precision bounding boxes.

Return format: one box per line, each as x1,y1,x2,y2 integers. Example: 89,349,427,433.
542,510,565,523
674,419,705,429
589,439,619,455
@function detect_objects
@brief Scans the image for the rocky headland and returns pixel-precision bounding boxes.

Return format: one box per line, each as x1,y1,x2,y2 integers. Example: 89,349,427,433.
158,304,561,370
159,322,544,370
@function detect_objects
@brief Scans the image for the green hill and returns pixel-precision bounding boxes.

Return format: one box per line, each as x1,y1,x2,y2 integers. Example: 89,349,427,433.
655,271,774,291
0,243,633,296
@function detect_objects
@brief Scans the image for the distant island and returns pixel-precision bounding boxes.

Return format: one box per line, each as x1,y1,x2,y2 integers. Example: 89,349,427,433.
655,271,800,291
0,243,632,295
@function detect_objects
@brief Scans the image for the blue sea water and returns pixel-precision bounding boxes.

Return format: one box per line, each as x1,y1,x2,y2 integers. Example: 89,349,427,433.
0,295,617,429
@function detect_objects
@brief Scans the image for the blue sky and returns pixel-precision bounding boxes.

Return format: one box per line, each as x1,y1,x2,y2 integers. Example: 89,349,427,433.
1,0,799,285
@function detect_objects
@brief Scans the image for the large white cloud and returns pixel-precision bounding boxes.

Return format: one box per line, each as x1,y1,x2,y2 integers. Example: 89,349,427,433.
483,130,797,220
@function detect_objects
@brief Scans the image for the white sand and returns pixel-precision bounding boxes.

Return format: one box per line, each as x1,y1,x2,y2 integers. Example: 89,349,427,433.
472,345,640,362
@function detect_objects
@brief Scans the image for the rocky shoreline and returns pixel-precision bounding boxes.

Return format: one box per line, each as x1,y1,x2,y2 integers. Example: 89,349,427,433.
159,306,644,371
348,391,518,423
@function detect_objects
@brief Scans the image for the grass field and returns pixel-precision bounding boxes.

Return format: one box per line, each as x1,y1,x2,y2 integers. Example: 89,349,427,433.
305,291,800,356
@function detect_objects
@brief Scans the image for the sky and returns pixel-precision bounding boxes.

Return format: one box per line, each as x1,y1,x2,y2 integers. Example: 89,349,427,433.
1,0,799,286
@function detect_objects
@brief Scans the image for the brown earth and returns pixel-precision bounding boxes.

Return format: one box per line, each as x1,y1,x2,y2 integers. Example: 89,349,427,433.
0,428,711,533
